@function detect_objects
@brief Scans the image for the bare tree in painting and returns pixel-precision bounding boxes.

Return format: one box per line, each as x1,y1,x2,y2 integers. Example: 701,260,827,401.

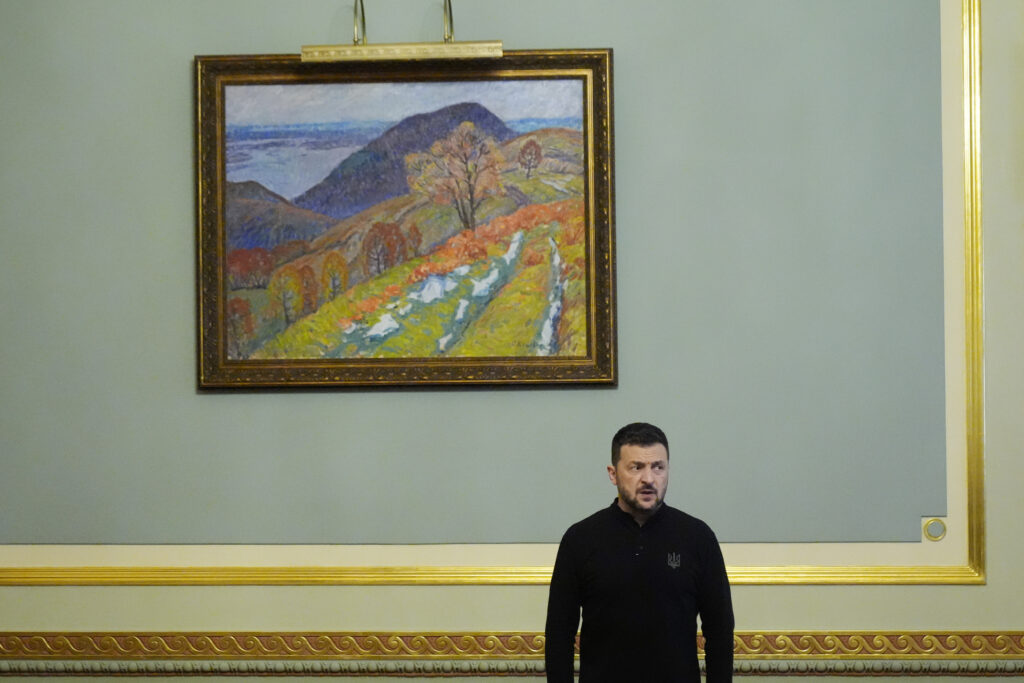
320,250,348,302
267,265,303,326
406,121,505,233
360,222,410,278
518,138,543,179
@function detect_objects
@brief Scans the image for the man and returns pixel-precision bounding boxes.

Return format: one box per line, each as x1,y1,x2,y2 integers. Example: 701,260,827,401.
544,422,734,682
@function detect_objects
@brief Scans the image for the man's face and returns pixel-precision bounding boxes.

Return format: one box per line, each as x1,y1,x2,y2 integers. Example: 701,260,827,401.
608,443,669,521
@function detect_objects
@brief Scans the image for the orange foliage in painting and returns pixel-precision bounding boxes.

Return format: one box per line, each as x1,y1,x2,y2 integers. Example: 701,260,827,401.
226,297,254,358
406,224,423,255
403,199,585,287
361,221,417,279
226,248,274,289
475,198,583,243
369,223,402,264
227,298,254,335
407,260,451,283
561,215,586,247
520,244,547,267
405,230,488,285
356,295,384,314
444,230,488,262
266,264,304,325
319,250,349,302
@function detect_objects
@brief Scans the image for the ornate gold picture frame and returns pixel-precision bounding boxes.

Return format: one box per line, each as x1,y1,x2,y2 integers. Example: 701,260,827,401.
196,50,615,388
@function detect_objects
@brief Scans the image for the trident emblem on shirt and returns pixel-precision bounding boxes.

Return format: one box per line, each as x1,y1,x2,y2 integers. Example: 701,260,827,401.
667,552,681,569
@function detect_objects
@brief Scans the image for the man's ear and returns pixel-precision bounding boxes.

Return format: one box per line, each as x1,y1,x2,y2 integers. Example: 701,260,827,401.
607,464,617,485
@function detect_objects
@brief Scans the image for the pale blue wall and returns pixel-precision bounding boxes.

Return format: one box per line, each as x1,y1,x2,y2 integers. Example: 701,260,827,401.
0,0,944,544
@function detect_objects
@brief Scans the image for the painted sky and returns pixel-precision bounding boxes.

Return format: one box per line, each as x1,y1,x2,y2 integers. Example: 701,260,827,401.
226,79,583,126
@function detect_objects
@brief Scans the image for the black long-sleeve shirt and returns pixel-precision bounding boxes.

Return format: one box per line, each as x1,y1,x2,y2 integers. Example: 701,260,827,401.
544,501,734,682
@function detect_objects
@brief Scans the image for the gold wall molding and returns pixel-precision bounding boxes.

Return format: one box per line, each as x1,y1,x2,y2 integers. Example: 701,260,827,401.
0,563,987,586
3,631,1023,660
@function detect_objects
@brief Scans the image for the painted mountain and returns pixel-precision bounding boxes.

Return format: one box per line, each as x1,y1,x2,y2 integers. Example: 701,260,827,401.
225,180,337,251
292,102,515,220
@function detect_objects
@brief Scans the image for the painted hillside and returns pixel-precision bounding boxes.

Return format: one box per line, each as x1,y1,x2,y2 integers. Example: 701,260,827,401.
223,102,587,361
292,102,515,220
224,181,338,251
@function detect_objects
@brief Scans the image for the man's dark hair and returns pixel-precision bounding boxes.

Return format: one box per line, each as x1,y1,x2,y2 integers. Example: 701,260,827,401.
611,422,669,465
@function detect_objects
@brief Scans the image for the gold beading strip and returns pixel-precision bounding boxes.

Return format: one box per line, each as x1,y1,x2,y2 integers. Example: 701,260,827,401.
301,41,502,62
3,632,1023,661
961,0,986,588
0,563,985,586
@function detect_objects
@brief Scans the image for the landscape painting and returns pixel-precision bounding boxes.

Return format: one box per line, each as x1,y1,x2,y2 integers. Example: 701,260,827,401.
196,51,615,387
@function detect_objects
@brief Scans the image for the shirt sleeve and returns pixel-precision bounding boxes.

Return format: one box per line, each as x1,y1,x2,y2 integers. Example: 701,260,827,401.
697,527,735,683
544,531,581,683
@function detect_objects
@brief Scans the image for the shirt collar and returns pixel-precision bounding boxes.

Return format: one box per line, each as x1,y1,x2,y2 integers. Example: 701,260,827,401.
609,498,666,528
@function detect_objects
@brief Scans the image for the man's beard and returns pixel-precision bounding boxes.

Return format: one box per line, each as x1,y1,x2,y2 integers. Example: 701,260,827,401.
618,484,664,516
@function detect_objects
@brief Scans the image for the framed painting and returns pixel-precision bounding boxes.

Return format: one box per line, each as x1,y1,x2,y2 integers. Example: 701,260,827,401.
195,50,615,388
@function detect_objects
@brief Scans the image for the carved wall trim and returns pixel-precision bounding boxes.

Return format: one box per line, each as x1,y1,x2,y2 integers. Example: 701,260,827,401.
2,631,1023,677
3,659,1024,677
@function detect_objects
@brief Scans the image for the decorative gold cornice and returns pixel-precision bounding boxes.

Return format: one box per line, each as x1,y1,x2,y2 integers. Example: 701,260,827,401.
0,633,542,660
2,632,1023,661
733,633,1024,659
